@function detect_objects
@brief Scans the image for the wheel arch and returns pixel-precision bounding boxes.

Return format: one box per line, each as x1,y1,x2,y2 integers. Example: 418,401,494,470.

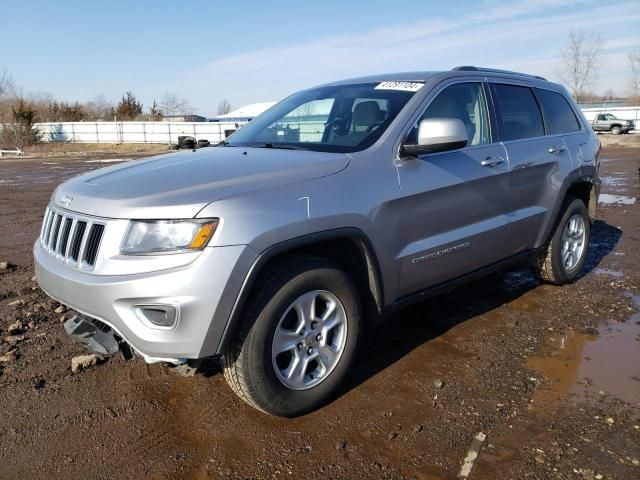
566,179,597,219
215,227,384,354
539,175,598,248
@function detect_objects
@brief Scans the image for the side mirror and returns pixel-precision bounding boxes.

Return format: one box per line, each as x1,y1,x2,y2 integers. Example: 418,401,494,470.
402,118,468,156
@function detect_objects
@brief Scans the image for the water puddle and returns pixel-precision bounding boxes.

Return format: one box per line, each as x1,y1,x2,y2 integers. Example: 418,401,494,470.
528,294,640,405
599,158,622,163
598,193,636,205
501,269,538,291
593,267,624,279
600,176,627,187
84,158,132,163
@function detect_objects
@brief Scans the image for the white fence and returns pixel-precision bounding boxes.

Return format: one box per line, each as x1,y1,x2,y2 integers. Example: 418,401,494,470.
581,106,640,132
32,105,640,145
35,121,246,144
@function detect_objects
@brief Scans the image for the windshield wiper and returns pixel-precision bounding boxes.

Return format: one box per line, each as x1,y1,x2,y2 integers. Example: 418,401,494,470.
248,143,308,151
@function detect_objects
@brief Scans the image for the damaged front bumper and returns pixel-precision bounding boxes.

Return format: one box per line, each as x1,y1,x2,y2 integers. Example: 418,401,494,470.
34,240,255,363
64,314,137,359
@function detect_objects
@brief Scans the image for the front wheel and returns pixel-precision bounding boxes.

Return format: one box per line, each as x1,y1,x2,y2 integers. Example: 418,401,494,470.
222,257,361,417
611,125,621,135
535,198,590,285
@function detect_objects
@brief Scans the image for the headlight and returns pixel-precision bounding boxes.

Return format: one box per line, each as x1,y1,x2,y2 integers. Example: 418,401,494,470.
121,219,218,254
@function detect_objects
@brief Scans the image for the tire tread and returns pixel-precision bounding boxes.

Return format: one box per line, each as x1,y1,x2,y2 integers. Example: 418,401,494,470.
535,196,588,285
221,255,330,413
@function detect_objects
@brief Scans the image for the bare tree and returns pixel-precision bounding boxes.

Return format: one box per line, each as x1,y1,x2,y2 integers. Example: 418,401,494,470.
602,88,617,102
148,99,163,120
628,50,640,105
27,91,55,122
0,68,16,123
85,94,113,120
158,92,192,116
559,30,603,102
217,99,232,116
0,68,14,97
0,97,42,149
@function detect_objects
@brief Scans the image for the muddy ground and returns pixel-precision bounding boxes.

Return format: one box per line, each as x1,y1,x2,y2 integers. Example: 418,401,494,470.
0,148,639,480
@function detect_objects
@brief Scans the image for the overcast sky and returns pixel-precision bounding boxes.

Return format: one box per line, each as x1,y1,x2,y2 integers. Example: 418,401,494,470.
1,0,638,116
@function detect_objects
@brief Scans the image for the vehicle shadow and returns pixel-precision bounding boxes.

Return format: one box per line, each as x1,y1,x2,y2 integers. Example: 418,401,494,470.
339,220,621,396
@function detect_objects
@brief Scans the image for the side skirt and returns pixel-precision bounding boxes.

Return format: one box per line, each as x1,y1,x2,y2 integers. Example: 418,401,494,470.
381,248,542,319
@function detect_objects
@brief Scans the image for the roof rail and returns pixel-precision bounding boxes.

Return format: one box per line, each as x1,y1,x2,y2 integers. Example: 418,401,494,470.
452,66,546,81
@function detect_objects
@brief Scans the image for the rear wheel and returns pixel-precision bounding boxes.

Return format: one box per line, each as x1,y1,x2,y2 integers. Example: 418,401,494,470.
222,256,361,417
536,198,590,285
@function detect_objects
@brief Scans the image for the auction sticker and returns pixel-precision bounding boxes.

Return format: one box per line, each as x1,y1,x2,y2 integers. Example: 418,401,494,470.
375,81,424,92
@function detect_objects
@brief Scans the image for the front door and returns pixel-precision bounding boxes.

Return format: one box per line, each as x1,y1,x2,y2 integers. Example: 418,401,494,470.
394,81,513,297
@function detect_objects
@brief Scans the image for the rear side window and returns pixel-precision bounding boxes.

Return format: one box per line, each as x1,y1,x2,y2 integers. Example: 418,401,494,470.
493,84,544,141
536,89,581,134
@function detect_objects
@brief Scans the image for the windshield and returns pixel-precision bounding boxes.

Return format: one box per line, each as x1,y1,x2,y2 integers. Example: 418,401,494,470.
224,82,422,153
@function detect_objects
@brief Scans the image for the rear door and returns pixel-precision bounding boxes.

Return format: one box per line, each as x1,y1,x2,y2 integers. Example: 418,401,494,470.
489,81,571,251
536,87,586,170
394,80,513,296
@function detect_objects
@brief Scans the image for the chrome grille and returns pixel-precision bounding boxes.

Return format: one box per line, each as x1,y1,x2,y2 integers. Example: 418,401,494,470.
39,206,105,270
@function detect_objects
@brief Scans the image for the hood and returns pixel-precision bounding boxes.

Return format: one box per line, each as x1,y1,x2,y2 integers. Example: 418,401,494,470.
53,147,350,219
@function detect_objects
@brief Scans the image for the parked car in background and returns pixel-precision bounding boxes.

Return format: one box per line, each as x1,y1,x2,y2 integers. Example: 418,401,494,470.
35,66,600,416
591,113,635,134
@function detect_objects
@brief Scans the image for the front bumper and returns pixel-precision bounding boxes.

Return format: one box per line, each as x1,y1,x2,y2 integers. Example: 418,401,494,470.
34,241,256,362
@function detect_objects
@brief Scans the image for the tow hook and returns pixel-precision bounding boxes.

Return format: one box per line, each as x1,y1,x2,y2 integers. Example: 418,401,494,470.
64,315,133,360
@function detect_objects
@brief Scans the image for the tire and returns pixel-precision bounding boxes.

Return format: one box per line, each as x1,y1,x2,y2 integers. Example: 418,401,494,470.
611,125,621,135
222,256,361,417
536,197,590,285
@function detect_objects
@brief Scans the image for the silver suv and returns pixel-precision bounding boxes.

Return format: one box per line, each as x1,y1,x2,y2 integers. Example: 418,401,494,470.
35,67,600,416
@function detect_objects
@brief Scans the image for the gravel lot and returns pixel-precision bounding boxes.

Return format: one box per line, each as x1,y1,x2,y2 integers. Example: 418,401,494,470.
0,147,638,479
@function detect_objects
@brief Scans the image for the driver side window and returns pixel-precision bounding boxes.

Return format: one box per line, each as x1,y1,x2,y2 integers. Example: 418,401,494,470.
407,82,490,146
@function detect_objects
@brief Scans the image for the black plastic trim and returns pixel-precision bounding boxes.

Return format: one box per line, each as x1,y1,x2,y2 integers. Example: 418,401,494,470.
215,227,385,354
383,248,542,317
453,66,547,81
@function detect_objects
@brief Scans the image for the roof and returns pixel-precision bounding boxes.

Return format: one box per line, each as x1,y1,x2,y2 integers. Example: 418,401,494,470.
319,67,552,88
319,71,440,87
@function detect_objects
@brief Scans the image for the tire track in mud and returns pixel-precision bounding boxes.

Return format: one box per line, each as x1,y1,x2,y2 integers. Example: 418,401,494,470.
100,361,245,476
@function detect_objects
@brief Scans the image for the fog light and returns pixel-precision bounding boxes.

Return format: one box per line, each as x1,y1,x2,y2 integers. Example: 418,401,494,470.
134,305,178,329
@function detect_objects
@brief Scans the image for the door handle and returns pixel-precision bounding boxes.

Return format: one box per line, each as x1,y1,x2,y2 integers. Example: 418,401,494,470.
481,156,505,167
548,145,566,154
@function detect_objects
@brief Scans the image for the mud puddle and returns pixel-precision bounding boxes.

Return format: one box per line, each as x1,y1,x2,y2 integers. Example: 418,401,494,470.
528,292,640,406
598,193,636,205
593,267,624,279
